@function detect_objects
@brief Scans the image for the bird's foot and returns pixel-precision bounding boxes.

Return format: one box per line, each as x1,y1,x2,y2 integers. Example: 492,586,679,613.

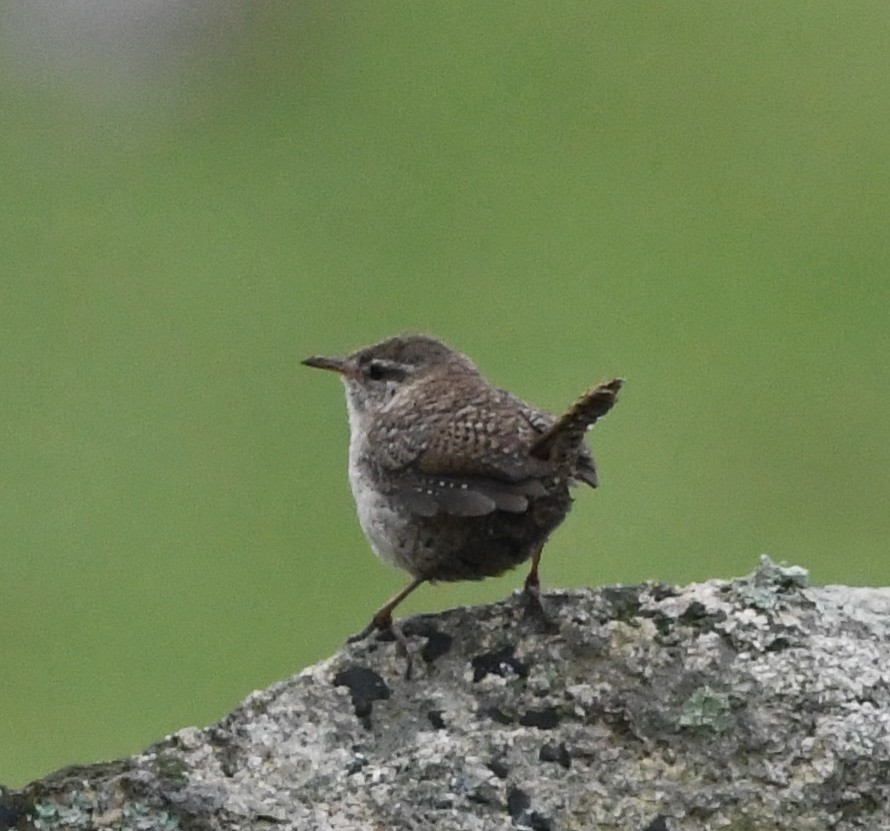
522,580,547,620
347,613,414,679
521,574,559,633
347,609,393,644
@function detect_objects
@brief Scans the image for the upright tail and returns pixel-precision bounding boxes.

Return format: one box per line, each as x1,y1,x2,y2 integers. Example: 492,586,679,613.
529,378,623,469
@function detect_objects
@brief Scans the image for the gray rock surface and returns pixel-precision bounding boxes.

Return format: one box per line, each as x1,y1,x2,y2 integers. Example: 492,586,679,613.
4,557,890,830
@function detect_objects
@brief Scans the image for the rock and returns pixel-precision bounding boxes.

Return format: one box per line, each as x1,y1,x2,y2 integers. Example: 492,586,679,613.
4,557,890,830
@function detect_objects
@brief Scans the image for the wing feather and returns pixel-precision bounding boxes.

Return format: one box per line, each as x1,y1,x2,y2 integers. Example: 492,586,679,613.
367,373,600,517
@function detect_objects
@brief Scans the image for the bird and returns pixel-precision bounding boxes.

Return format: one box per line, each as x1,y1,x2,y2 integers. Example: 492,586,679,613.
302,334,622,642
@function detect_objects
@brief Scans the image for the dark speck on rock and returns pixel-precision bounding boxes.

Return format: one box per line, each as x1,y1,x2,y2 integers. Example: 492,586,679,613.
507,786,551,830
471,645,529,682
423,631,453,663
402,619,454,662
539,741,571,768
333,666,390,719
650,612,675,638
488,758,509,779
643,814,670,831
528,813,552,830
679,601,725,629
427,709,446,730
519,707,560,730
484,706,514,725
679,601,709,624
345,755,366,775
506,786,531,820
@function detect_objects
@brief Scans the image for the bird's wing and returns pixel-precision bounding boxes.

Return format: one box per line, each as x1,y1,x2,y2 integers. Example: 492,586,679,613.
369,380,553,517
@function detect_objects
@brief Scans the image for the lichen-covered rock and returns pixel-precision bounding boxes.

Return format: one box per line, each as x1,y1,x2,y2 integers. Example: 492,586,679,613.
4,557,890,830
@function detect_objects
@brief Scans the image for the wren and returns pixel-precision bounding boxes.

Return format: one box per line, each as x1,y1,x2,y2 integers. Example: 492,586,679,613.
302,334,622,642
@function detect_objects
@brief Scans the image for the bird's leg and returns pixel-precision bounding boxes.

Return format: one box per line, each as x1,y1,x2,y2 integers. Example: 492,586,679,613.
347,576,427,643
522,545,546,618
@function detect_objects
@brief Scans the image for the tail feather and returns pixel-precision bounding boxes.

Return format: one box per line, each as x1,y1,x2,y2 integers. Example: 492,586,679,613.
530,378,623,468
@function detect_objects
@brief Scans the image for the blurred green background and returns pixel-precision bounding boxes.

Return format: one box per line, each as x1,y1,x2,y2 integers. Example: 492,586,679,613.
2,1,889,787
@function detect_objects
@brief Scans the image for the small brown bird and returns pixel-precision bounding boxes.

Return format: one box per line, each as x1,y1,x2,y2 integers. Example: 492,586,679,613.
303,334,621,641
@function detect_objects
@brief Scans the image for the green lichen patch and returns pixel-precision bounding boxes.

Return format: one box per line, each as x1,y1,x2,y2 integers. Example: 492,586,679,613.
121,802,181,831
31,791,93,830
736,555,809,611
678,686,733,733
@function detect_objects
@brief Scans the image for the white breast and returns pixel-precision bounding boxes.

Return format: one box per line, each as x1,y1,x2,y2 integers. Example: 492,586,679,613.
344,386,415,571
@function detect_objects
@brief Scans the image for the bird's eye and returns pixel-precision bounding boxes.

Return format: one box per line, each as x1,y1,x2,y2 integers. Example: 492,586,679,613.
365,360,408,382
367,360,392,381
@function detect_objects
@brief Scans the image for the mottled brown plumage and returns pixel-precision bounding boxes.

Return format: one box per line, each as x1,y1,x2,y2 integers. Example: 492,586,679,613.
302,334,622,641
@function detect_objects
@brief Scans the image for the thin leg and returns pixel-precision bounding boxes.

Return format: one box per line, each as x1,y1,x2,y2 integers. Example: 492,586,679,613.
524,545,543,593
347,576,427,643
522,545,546,618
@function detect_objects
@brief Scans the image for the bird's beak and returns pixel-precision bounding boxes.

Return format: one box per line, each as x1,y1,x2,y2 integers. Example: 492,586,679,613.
301,355,352,376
